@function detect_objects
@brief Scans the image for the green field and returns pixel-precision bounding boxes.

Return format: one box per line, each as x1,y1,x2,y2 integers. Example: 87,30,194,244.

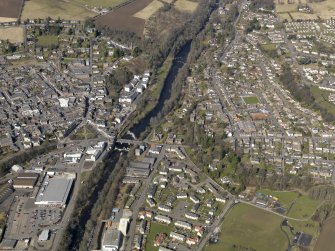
37,35,59,47
205,203,288,251
71,125,98,140
146,222,173,251
21,0,95,21
288,195,321,219
258,189,298,208
242,96,259,105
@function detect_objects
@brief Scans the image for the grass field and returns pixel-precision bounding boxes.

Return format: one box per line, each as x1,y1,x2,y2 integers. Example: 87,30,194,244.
37,35,59,47
0,27,24,43
242,96,259,105
311,86,335,118
146,222,173,251
133,0,163,20
21,0,94,21
205,203,288,251
71,125,97,140
287,195,321,219
258,189,298,208
174,0,198,13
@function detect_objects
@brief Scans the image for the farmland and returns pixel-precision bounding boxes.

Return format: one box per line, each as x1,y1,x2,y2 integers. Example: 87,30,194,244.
174,0,199,13
95,0,153,36
71,0,127,9
133,0,163,20
0,27,24,43
21,0,95,21
205,203,287,251
276,0,335,21
0,0,23,22
314,217,335,251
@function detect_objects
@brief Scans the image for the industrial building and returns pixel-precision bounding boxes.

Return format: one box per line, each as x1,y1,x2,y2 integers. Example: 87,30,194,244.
102,228,122,251
13,172,39,189
35,174,75,207
126,161,151,178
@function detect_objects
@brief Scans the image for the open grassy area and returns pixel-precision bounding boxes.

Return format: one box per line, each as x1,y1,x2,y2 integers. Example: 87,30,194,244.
37,35,59,47
174,0,198,13
71,125,98,140
311,86,335,118
242,96,259,105
0,27,24,43
258,189,298,208
133,0,163,20
205,203,288,251
288,195,321,219
314,217,335,251
21,0,95,21
146,222,173,251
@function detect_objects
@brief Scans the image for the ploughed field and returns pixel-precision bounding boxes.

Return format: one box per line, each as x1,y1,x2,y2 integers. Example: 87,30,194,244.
0,0,24,22
95,0,153,36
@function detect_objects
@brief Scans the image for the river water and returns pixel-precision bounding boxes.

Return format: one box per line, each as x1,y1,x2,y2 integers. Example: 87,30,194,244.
68,2,218,249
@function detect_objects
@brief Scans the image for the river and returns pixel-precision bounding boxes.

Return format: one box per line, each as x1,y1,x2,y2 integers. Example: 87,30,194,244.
68,2,218,249
130,41,192,138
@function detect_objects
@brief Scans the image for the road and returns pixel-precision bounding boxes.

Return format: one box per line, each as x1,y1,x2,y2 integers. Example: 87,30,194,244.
51,143,110,251
124,146,166,251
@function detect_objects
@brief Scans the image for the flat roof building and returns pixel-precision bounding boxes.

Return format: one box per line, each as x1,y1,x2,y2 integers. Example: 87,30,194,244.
102,228,122,251
35,176,74,207
13,172,39,189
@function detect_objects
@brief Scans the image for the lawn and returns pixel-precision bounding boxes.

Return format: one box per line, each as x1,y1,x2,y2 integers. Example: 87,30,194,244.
287,195,321,219
205,203,288,251
242,96,259,105
146,222,173,251
37,35,59,47
21,0,95,21
258,189,298,208
70,125,98,140
0,27,24,43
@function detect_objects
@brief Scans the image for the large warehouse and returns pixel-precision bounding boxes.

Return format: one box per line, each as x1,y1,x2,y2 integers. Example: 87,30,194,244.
13,172,39,189
35,175,74,207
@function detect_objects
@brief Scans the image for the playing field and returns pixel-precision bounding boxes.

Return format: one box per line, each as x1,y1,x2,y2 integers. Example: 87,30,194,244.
0,27,24,43
205,203,287,251
145,222,173,251
21,0,95,21
174,0,198,13
242,96,259,105
133,0,163,20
